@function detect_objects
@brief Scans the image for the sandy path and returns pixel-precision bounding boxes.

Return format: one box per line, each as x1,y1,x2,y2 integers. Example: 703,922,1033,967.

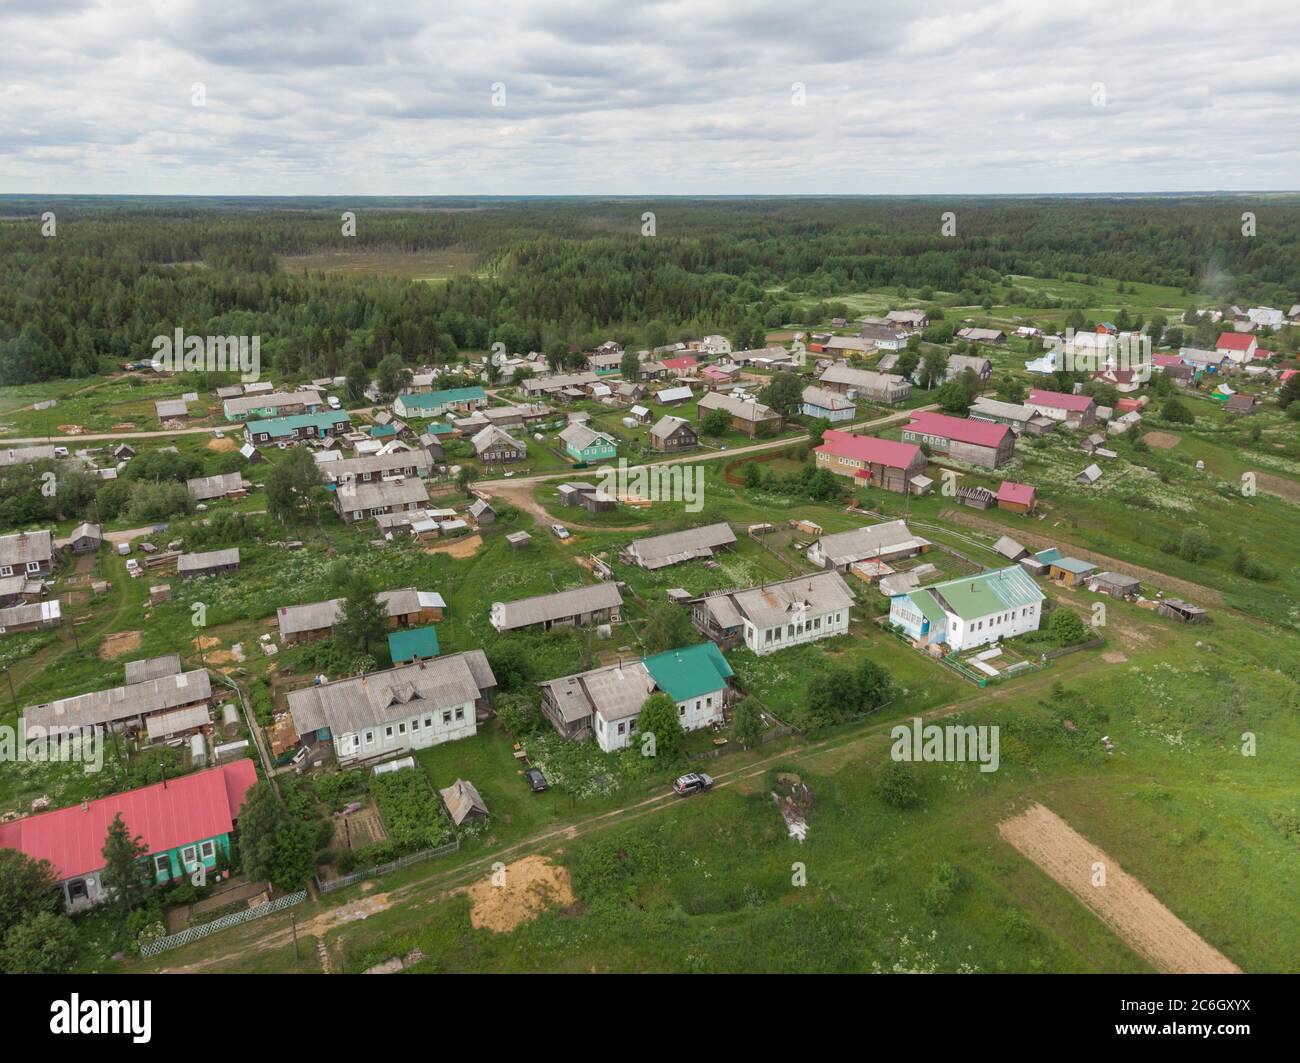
998,803,1241,974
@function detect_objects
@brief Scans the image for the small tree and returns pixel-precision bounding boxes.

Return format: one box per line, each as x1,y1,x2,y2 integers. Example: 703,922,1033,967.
620,349,641,381
877,761,920,809
0,849,60,937
731,697,764,749
335,575,388,661
642,603,695,654
635,693,685,758
376,354,412,399
1046,607,1088,646
1160,396,1194,424
100,813,151,918
238,782,317,892
759,371,804,418
344,360,369,401
701,407,731,437
1,911,78,974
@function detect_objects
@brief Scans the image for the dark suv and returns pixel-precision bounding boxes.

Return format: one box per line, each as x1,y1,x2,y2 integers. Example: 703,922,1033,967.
524,767,549,792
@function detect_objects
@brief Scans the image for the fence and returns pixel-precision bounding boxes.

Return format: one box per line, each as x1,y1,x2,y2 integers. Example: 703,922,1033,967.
315,838,460,895
1043,635,1106,659
140,889,308,958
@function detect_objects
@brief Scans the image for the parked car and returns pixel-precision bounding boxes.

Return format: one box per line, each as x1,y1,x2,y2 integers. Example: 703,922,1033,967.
125,559,141,578
550,524,571,540
523,767,549,793
116,542,131,556
672,772,714,797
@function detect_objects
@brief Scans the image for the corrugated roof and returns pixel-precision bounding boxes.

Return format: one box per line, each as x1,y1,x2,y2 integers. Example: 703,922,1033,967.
0,760,257,881
642,643,733,703
813,520,930,567
0,530,54,568
177,548,240,574
25,669,213,731
492,582,622,630
815,429,923,470
922,566,1044,622
388,624,440,662
724,571,856,629
626,522,736,569
124,653,182,685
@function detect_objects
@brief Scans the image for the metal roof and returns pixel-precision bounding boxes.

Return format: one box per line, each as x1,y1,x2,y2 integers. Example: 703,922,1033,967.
722,571,856,630
491,582,622,631
177,548,240,574
25,668,213,731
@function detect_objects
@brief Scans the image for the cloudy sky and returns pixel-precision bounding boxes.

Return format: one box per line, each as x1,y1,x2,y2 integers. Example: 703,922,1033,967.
2,0,1298,196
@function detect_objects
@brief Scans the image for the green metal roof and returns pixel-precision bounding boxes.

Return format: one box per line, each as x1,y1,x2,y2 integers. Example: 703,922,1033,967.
1050,556,1097,575
400,386,487,410
642,642,733,703
245,410,351,436
926,566,1045,622
906,588,949,626
387,624,440,663
1034,547,1062,563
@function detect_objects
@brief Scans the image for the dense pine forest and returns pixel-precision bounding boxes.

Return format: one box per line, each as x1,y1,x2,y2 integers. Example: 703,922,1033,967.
2,196,1299,385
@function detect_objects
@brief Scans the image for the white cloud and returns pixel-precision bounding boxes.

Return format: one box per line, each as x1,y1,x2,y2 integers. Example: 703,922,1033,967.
0,0,1297,194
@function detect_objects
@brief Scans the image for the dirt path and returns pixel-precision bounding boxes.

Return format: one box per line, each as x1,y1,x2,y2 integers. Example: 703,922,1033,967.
937,508,1226,605
998,803,1241,974
484,480,653,532
153,660,1082,973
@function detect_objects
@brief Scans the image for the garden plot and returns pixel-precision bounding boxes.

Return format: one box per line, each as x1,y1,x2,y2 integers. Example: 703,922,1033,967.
954,641,1039,679
998,803,1241,974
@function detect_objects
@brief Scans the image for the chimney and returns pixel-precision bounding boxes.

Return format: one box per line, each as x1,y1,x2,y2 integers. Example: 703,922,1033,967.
81,800,88,812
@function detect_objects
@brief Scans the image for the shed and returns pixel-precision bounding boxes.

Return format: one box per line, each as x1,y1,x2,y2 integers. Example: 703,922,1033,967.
1158,599,1208,623
1076,463,1103,484
440,779,489,826
1089,572,1140,599
387,624,440,664
993,535,1028,561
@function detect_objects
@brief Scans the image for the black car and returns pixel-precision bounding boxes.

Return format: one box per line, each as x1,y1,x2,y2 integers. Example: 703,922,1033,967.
524,767,549,792
672,772,715,797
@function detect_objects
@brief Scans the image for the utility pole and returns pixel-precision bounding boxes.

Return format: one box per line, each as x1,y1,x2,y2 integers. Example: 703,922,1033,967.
3,667,15,713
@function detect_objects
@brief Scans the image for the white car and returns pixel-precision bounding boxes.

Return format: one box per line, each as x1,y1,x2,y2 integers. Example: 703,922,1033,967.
550,524,571,540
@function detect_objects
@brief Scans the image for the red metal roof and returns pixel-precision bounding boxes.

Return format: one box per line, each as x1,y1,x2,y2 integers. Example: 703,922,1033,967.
814,429,923,470
997,480,1036,506
1216,332,1254,351
662,356,698,371
0,760,257,881
906,410,1012,448
1028,388,1095,413
1152,353,1182,367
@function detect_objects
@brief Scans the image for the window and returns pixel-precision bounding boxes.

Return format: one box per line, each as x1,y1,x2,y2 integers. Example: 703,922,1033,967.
180,846,198,868
364,731,374,746
678,704,686,716
0,567,10,577
398,722,406,735
424,716,433,728
385,726,394,739
25,562,40,573
454,707,464,721
442,711,452,724
706,696,712,708
200,840,216,861
154,854,170,876
411,718,420,731
617,722,626,735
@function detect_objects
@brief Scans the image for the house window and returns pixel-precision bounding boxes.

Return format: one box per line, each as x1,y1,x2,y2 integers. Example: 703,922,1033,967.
706,697,712,708
0,566,10,577
154,854,170,876
455,707,464,721
617,722,626,735
442,711,452,724
180,846,198,868
678,704,686,716
385,726,394,739
200,840,216,861
411,718,420,731
364,731,374,745
424,716,433,728
398,723,407,735
25,562,39,573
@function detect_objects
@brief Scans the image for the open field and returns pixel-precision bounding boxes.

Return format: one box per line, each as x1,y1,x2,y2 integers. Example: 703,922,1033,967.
278,248,484,281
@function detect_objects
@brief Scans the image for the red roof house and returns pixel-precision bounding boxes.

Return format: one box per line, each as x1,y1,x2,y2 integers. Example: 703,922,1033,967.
997,481,1037,512
0,760,257,909
901,411,1016,468
1215,332,1257,360
662,355,699,373
813,430,926,492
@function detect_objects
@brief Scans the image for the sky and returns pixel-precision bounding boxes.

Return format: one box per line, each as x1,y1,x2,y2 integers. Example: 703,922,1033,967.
2,0,1298,196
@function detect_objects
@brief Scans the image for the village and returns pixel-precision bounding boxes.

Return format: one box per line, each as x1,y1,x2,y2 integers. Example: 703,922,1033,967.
0,278,1295,977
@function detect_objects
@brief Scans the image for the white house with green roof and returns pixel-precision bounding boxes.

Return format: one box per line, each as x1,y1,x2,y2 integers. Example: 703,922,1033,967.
888,566,1044,652
642,643,733,738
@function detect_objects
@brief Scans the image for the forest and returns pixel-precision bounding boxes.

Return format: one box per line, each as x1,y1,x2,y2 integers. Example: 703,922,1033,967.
2,195,1299,385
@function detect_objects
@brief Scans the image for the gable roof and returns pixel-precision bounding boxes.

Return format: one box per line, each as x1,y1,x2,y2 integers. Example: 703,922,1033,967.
642,643,733,702
335,478,429,512
912,565,1044,622
997,481,1036,506
907,411,1013,448
491,582,623,630
440,779,489,825
0,530,54,568
24,668,212,732
801,386,855,412
1028,389,1095,413
177,548,240,574
1216,332,1254,351
387,624,441,663
186,472,245,500
650,414,695,440
625,522,736,569
559,423,616,451
697,391,779,421
814,429,922,470
0,760,257,882
723,571,856,629
812,520,930,567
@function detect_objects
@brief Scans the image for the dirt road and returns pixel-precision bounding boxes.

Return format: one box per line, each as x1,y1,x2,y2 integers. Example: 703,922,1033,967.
998,803,1240,974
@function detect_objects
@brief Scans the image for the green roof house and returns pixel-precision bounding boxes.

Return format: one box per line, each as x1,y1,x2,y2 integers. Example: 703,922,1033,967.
642,642,733,732
387,624,440,664
889,565,1045,653
559,423,617,464
393,387,488,419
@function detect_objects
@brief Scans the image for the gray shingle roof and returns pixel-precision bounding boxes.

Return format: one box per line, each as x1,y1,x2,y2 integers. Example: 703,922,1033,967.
0,530,54,568
624,522,736,569
25,668,212,731
177,548,240,574
186,472,245,500
335,478,429,512
491,582,623,631
723,571,856,630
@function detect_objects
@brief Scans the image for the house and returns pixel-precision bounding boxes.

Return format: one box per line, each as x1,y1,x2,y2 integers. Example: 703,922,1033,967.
469,498,495,525
1026,389,1097,428
587,351,625,373
520,373,601,400
323,450,433,485
696,392,782,437
1076,463,1103,485
560,423,618,463
944,354,992,382
800,386,857,422
223,389,323,421
902,411,1016,469
215,385,243,400
1092,368,1141,393
490,583,623,633
1215,332,1258,364
243,410,351,445
1089,572,1140,599
621,522,736,570
889,566,1044,653
556,482,617,513
662,355,698,374
693,571,855,656
388,624,441,664
440,779,489,826
956,486,996,510
0,573,43,607
817,335,873,356
885,309,929,331
0,760,257,913
996,481,1037,514
185,472,246,502
1179,347,1228,372
701,364,741,388
1225,394,1255,414
287,651,496,766
1289,304,1300,323
155,399,190,420
650,415,700,453
539,642,733,752
956,328,1006,344
0,599,61,634
177,548,241,579
276,588,442,644
858,325,910,351
969,397,1055,436
817,364,911,404
614,381,647,401
392,386,489,419
807,520,931,571
69,522,103,554
1048,556,1098,587
656,385,694,407
24,664,212,736
113,443,136,461
813,430,926,493
334,478,429,523
471,425,528,463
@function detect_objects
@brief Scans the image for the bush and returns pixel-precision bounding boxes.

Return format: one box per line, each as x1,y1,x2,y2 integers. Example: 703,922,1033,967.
876,760,920,809
1046,607,1089,646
